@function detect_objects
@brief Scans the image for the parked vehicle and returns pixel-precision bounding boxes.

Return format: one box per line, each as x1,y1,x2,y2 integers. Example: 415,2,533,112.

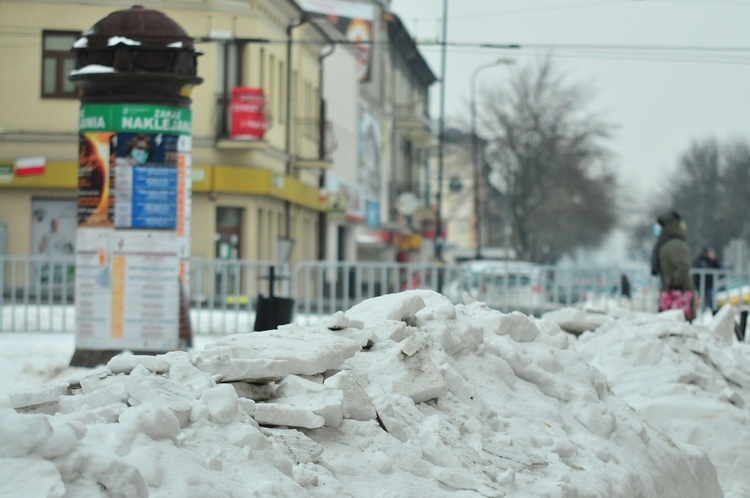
443,260,548,314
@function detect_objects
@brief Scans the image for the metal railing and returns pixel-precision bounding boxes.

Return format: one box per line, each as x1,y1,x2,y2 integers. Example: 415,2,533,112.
1,255,745,334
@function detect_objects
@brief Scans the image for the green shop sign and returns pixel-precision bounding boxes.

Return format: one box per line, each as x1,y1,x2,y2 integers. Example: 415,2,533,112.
79,104,192,134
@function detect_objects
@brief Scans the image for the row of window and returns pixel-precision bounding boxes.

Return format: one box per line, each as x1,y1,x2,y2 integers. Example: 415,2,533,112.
41,31,320,134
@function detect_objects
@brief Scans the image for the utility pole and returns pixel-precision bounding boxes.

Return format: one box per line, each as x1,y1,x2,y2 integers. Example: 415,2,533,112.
434,0,448,262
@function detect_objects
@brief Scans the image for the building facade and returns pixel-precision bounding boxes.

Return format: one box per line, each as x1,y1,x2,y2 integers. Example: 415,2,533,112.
0,0,435,266
0,0,328,267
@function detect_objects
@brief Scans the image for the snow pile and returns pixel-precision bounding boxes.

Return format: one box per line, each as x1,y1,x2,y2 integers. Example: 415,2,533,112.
574,305,750,498
0,291,725,497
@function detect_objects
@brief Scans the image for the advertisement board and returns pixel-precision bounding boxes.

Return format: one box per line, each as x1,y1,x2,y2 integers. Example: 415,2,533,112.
230,87,265,140
299,0,375,82
359,107,381,227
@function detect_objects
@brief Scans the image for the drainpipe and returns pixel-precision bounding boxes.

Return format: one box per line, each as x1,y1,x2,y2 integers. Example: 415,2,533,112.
284,15,306,239
317,44,336,261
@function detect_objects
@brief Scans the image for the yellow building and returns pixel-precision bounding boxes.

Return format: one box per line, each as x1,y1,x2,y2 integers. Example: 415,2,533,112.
0,0,330,265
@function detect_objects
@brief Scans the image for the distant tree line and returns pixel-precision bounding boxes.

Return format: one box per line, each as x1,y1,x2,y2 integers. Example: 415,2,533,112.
628,137,750,265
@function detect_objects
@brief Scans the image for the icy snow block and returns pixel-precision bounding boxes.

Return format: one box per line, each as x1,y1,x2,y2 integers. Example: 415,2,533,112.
264,427,325,465
327,326,372,348
199,384,241,424
57,381,129,414
107,353,170,374
325,311,364,330
365,385,413,443
709,304,737,345
372,335,447,404
195,354,289,383
200,325,361,376
123,374,195,428
491,312,539,342
274,389,344,428
254,402,325,429
366,319,407,346
229,381,276,401
542,308,606,335
169,361,215,396
324,370,377,421
7,384,68,410
394,351,447,403
0,458,65,497
275,375,324,397
316,314,372,347
79,372,122,395
346,292,426,325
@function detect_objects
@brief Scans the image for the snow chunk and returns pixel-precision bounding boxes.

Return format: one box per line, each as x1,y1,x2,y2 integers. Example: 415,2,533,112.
324,370,377,421
0,458,65,497
542,307,609,335
200,325,361,377
7,383,67,410
326,311,364,330
254,403,325,429
346,291,426,325
107,353,170,374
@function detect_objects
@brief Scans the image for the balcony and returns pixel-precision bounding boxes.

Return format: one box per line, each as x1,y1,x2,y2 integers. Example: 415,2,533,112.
293,118,335,169
394,102,431,141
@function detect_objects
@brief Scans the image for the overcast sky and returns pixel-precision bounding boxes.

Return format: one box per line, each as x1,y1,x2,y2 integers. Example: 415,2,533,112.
389,0,750,216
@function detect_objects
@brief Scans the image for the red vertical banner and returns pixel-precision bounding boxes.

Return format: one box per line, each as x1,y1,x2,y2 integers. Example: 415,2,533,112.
230,87,265,140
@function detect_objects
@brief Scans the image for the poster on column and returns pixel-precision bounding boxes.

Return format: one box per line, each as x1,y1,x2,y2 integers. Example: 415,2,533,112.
78,103,191,232
76,103,192,351
75,228,112,349
75,230,180,351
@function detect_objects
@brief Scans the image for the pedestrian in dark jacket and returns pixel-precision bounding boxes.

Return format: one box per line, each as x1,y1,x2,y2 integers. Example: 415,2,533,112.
693,247,721,313
652,211,695,320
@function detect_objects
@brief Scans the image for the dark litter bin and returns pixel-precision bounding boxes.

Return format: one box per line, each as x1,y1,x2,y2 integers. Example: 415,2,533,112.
254,266,294,331
735,310,748,342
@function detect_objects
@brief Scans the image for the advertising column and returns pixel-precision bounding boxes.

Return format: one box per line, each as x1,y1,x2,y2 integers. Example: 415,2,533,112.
68,5,202,366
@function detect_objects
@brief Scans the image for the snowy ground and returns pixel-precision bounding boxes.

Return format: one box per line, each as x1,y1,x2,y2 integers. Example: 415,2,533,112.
1,291,748,497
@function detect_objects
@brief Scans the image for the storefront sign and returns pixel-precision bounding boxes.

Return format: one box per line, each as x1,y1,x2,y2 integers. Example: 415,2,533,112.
0,162,13,183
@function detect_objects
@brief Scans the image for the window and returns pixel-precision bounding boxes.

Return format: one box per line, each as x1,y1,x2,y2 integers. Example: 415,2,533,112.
278,61,284,123
216,41,245,137
269,55,275,121
42,30,79,98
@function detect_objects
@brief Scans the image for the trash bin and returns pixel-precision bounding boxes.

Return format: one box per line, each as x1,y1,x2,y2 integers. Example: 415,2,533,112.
254,266,294,331
254,294,295,332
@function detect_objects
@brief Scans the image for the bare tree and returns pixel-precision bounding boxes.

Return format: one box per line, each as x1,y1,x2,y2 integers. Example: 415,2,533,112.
479,57,618,263
634,137,750,262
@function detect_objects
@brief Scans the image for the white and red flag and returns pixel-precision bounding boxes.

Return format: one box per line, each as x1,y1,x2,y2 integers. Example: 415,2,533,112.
15,156,46,176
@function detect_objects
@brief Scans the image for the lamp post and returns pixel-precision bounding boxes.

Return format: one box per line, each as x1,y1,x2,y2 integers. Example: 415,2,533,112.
470,57,514,260
435,0,449,263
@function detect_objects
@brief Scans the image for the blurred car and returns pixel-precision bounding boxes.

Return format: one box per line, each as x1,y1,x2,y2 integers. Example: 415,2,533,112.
443,260,546,313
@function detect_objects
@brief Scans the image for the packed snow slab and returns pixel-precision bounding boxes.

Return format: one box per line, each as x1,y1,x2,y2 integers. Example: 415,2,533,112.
0,291,723,498
576,308,750,498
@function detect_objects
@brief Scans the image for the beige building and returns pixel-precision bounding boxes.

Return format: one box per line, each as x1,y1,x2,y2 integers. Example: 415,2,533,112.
0,0,330,265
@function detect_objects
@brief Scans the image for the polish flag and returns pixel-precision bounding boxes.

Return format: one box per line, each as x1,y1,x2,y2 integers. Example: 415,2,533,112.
15,156,46,176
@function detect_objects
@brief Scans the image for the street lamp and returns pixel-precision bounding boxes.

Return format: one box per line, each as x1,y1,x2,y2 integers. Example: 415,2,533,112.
471,57,514,259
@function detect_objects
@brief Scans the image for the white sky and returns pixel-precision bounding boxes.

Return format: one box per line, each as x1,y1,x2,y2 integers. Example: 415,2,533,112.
1,292,749,496
390,0,750,212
